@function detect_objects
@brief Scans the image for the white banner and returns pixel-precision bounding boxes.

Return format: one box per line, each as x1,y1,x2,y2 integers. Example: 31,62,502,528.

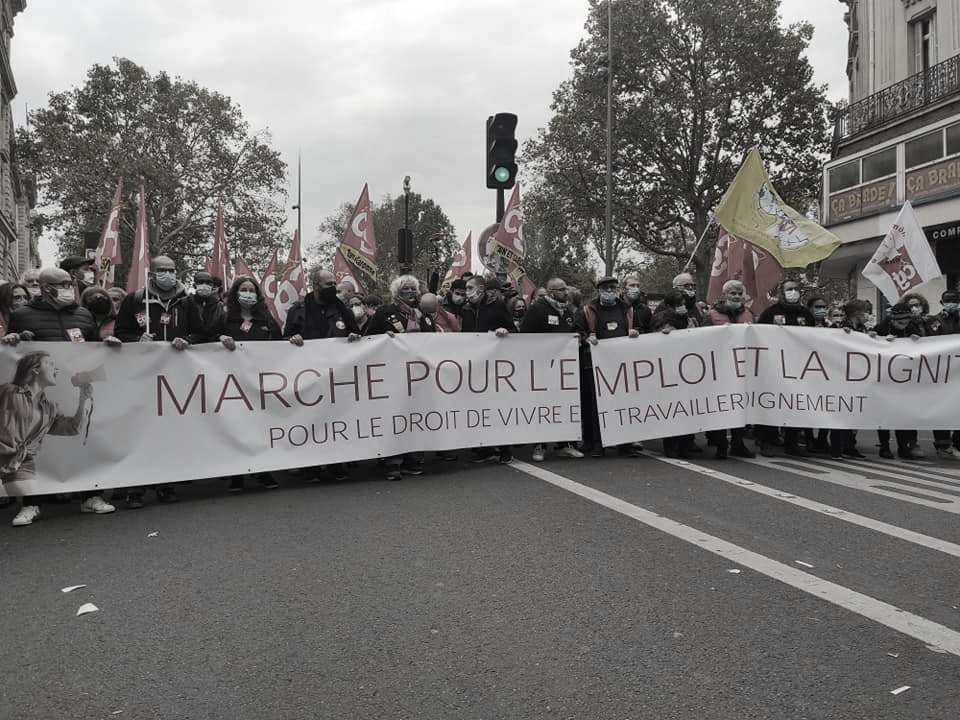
862,200,942,304
0,334,581,497
592,325,960,445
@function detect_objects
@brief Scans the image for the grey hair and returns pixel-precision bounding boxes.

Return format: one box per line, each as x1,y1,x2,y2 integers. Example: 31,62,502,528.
389,274,420,298
722,279,745,294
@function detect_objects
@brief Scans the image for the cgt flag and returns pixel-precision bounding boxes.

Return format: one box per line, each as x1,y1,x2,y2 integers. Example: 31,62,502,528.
335,183,377,294
439,232,472,295
274,230,307,328
862,201,942,304
126,184,151,293
260,248,281,325
94,178,123,288
707,226,785,313
713,147,841,268
491,183,525,269
204,201,234,288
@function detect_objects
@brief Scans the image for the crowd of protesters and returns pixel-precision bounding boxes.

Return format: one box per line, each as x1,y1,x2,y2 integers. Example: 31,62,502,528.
2,253,960,528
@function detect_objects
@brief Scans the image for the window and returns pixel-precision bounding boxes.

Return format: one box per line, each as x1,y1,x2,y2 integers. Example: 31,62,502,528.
905,129,943,168
829,160,860,192
862,147,896,181
910,12,937,74
946,123,960,156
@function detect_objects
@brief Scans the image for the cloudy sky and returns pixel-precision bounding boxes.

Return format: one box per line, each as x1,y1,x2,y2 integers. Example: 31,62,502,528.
11,0,849,269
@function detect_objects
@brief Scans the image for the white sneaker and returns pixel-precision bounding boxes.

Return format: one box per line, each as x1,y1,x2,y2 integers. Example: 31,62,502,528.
936,446,960,460
556,445,585,459
80,496,116,514
12,505,40,526
532,444,546,462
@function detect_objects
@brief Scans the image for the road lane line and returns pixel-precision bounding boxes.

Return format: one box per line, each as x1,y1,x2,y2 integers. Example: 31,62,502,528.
511,460,960,657
650,456,960,558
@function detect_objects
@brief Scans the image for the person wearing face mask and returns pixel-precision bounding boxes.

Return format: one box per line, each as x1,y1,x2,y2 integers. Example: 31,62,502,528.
654,272,705,327
926,291,960,460
107,287,127,316
754,280,816,457
868,303,926,460
459,276,513,334
20,268,41,300
806,296,830,327
214,276,283,491
366,275,434,479
283,268,360,343
506,295,526,332
440,278,467,325
59,256,97,301
184,271,226,341
575,276,642,458
0,283,30,338
520,277,584,462
1,270,122,521
696,281,756,460
80,286,119,340
348,296,370,334
620,275,653,333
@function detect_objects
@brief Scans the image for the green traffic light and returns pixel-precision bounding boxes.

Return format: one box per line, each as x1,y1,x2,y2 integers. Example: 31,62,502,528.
494,166,512,183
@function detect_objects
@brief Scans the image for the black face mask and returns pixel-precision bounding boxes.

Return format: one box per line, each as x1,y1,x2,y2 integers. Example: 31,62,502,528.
319,286,338,303
86,297,112,315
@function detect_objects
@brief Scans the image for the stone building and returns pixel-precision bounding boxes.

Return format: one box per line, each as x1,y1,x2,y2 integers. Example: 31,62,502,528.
822,0,960,307
0,0,36,282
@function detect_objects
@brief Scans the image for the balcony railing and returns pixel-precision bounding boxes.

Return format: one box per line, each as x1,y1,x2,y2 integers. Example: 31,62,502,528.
834,53,960,147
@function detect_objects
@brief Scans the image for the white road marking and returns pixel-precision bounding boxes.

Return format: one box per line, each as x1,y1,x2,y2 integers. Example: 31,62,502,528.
511,461,960,658
651,456,960,558
742,456,960,513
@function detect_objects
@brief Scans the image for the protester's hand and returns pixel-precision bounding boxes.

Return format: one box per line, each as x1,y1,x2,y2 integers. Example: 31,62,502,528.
220,335,236,351
910,333,921,341
628,329,640,338
842,326,851,334
661,326,673,334
586,333,598,346
494,328,508,338
79,383,93,401
347,333,360,342
20,331,34,341
139,332,155,342
885,335,896,342
103,335,122,347
172,337,190,351
867,330,878,338
289,334,304,347
1,333,20,346
386,330,395,338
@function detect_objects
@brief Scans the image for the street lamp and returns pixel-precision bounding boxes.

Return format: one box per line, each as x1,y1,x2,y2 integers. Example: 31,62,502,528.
604,0,614,276
398,175,413,272
291,151,302,241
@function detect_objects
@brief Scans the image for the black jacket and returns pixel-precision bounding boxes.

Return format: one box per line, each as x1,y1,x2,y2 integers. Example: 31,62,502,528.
874,316,927,338
214,305,282,341
8,298,98,342
575,299,632,339
519,298,576,333
283,293,359,339
757,302,816,327
366,302,436,335
114,284,206,344
185,294,226,341
459,298,513,333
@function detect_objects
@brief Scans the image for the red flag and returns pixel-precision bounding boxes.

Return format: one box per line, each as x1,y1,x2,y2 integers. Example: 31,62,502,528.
126,185,151,292
204,201,233,287
260,248,281,325
94,178,123,288
336,183,378,287
491,184,525,268
519,273,537,302
439,232,472,295
274,230,306,328
234,254,257,284
708,226,784,314
334,247,368,296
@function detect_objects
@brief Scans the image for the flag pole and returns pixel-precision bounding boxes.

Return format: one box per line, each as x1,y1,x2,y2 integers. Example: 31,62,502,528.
143,268,151,337
683,216,716,271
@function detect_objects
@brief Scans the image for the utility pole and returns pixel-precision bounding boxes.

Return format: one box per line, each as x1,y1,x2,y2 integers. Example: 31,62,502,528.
291,151,302,241
604,0,614,276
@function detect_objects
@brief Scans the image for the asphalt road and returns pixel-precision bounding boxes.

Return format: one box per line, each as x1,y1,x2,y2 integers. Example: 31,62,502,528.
1,437,958,720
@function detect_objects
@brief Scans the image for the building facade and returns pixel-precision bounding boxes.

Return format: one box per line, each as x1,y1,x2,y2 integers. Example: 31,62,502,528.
822,0,960,309
0,0,35,282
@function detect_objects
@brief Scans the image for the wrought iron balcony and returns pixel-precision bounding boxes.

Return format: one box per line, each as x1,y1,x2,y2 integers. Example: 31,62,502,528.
834,53,960,148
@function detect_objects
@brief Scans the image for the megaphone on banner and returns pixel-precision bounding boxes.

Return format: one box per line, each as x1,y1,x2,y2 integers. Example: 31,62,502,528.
71,365,106,386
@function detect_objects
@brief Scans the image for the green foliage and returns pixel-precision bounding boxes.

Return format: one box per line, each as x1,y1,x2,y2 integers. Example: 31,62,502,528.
523,0,831,296
17,57,288,283
313,192,458,295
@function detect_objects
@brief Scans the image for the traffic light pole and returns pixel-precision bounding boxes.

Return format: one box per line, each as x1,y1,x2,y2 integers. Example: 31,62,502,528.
496,188,505,223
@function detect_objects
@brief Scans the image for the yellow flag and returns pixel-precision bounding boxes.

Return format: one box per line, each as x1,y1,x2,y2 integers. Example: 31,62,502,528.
713,147,840,268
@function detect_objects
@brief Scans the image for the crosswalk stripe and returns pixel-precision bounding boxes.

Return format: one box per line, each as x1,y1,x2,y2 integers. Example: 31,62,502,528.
650,456,960,558
511,460,960,657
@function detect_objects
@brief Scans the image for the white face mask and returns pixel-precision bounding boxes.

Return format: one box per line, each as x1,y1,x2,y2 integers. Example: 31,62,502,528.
352,306,365,319
83,270,96,285
783,290,800,303
55,288,76,306
27,286,41,298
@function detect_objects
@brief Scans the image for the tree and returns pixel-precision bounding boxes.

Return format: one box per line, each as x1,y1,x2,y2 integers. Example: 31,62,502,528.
17,57,288,282
313,192,458,295
523,0,831,295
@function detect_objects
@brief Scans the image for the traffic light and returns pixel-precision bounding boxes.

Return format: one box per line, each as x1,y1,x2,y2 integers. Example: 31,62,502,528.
486,113,518,189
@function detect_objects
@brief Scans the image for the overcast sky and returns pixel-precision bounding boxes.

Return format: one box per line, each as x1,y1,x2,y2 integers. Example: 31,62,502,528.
11,0,849,269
